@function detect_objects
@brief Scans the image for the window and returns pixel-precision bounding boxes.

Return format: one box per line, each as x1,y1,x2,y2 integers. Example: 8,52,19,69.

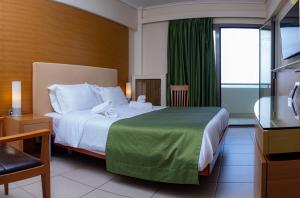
221,28,259,84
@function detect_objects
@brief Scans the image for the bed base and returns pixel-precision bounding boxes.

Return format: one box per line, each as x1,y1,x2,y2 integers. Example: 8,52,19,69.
52,127,227,177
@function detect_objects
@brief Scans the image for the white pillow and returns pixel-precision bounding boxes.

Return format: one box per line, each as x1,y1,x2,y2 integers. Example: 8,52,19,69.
48,84,98,114
87,83,104,104
48,85,63,114
100,86,128,106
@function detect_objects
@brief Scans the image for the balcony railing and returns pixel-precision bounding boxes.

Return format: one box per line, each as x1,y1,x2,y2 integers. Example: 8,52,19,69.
221,83,271,115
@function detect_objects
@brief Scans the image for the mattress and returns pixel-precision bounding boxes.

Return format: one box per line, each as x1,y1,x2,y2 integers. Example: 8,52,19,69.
46,105,229,171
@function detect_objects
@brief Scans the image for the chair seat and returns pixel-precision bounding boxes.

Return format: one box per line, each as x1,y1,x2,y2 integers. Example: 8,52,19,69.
0,144,41,175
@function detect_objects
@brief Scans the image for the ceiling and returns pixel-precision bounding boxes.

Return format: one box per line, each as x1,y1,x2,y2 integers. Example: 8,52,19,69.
121,0,266,8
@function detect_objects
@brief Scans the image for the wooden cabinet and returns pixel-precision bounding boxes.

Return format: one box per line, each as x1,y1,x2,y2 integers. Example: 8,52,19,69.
266,157,300,198
4,114,51,153
254,140,267,198
254,96,300,197
255,121,300,198
255,123,300,155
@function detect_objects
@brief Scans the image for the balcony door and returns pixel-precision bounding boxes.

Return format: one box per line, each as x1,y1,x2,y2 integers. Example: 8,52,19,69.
216,27,260,125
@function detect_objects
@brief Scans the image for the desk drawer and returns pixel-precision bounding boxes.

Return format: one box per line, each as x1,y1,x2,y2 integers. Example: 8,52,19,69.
268,157,300,180
23,122,49,132
267,178,300,198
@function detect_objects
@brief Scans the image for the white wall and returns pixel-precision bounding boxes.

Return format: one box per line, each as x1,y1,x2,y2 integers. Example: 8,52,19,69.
266,0,288,19
142,22,169,76
52,0,138,29
142,2,266,23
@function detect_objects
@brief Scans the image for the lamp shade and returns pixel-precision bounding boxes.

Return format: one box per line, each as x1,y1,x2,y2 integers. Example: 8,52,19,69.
12,81,21,116
126,82,132,99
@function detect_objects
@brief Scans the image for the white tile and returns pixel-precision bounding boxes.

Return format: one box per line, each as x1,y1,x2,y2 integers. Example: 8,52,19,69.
82,189,127,198
0,183,18,192
153,183,216,198
215,183,254,198
223,145,254,154
0,188,34,198
63,167,114,188
15,176,41,187
218,166,254,183
225,136,253,145
222,154,255,166
50,156,82,176
100,176,158,198
22,176,94,198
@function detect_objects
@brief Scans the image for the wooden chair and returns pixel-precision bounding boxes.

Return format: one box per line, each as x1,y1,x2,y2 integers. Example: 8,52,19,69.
0,117,50,198
170,85,189,107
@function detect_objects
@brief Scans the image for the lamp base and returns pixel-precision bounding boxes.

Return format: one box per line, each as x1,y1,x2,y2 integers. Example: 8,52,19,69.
11,108,22,117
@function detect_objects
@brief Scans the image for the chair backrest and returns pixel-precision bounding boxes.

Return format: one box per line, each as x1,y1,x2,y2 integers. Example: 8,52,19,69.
170,85,189,107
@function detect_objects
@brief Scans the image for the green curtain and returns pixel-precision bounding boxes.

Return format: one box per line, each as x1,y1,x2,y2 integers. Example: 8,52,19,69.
167,18,218,106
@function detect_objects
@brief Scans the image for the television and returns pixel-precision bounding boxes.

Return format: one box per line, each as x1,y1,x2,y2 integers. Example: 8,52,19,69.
280,2,300,60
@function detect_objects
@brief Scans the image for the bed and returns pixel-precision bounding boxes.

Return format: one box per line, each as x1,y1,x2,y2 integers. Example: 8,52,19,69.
32,62,229,183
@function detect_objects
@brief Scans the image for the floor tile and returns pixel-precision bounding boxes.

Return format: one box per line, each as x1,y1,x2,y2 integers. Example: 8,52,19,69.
22,176,94,198
0,183,18,192
215,183,254,198
223,145,254,154
153,182,216,198
14,176,41,187
50,156,83,176
218,166,254,183
225,136,253,145
82,189,128,198
63,166,114,188
100,176,158,198
0,188,35,198
222,154,255,166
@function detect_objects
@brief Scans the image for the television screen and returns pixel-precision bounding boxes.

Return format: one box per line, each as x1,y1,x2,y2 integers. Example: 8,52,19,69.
280,2,300,60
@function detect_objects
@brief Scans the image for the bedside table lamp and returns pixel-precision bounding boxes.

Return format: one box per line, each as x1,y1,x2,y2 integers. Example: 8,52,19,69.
12,81,22,116
126,82,132,101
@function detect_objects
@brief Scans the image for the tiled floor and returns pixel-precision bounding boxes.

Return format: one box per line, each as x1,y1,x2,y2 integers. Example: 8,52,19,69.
0,127,256,198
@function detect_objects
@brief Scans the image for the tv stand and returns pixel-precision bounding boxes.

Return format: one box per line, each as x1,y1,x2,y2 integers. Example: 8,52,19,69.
254,96,300,198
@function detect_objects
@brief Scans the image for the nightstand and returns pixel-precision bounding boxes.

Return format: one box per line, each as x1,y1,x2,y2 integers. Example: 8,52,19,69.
4,114,52,153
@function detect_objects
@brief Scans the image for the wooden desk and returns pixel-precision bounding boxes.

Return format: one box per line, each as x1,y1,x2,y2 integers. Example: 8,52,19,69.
255,96,300,198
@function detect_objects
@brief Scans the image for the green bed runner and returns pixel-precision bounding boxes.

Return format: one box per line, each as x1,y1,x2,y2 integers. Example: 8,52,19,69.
106,107,221,184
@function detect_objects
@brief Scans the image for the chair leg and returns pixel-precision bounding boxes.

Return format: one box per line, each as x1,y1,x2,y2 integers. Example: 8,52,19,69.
4,183,8,195
41,173,50,198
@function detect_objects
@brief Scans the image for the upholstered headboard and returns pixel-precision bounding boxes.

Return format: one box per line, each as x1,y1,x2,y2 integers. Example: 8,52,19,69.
33,62,118,116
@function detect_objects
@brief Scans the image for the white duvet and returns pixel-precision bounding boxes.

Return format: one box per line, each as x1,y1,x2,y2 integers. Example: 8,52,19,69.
46,105,229,171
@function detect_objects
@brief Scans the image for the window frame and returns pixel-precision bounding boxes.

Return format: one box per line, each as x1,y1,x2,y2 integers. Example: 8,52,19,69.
259,18,276,99
213,24,262,105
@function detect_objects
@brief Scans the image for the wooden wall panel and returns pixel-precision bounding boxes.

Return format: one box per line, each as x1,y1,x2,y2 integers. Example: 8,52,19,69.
0,0,129,115
135,79,161,106
276,65,300,97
